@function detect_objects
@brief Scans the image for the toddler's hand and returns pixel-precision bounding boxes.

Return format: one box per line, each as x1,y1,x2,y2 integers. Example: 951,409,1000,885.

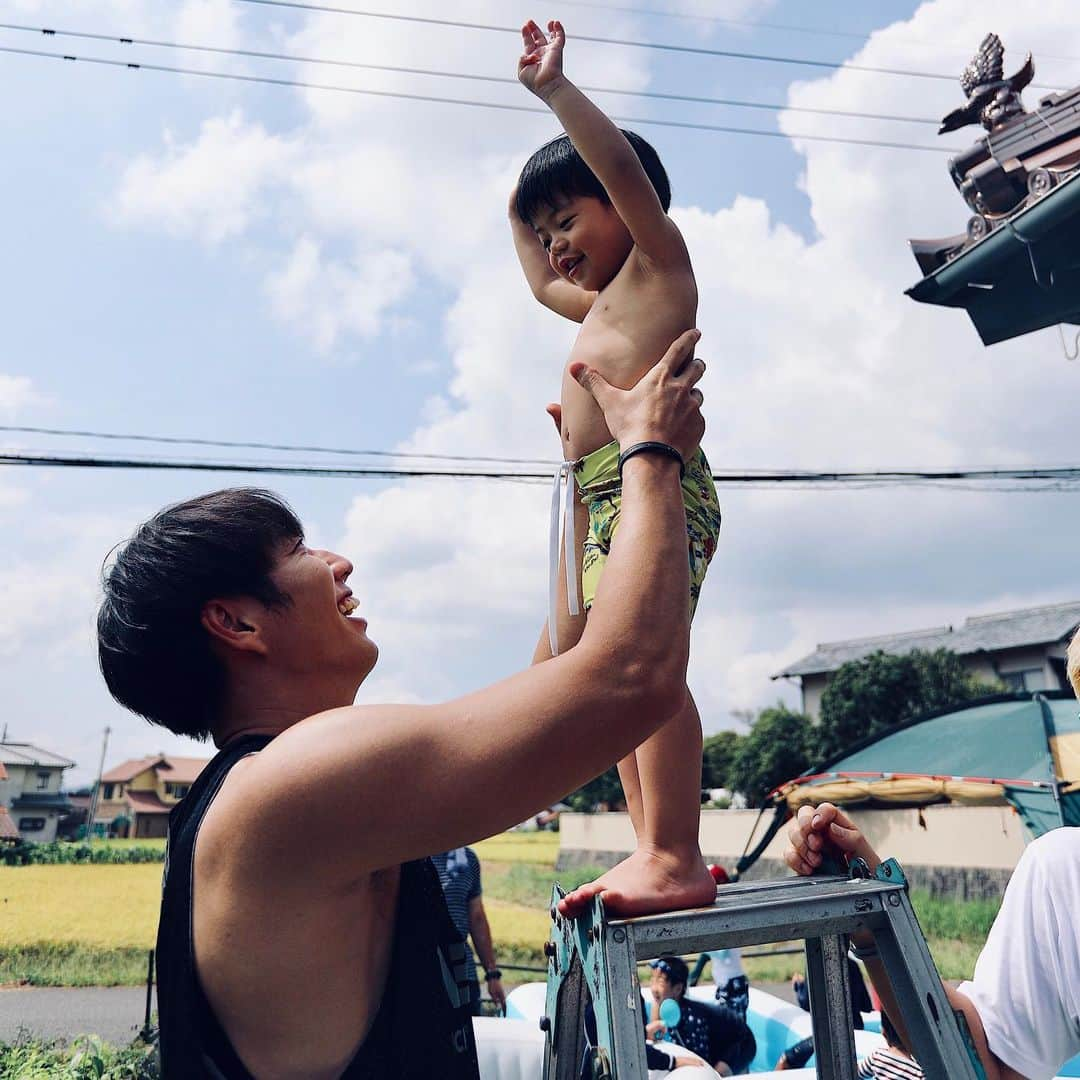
518,19,567,99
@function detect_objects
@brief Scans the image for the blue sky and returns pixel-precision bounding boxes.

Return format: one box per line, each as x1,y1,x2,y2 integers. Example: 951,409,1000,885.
2,0,1079,786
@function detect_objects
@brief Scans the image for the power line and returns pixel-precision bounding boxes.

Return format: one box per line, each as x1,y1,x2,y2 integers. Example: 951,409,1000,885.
0,424,557,467
226,0,1065,91
0,44,958,153
555,0,1080,68
4,448,1080,489
0,23,940,125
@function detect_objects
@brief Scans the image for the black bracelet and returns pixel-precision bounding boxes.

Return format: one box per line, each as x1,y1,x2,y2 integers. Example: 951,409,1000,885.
617,441,685,479
484,968,502,981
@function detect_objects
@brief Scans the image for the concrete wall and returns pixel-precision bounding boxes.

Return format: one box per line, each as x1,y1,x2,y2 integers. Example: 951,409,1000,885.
557,804,1030,900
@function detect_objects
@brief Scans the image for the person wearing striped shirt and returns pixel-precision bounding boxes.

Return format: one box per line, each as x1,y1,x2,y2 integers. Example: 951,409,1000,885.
431,847,507,1015
857,1014,924,1079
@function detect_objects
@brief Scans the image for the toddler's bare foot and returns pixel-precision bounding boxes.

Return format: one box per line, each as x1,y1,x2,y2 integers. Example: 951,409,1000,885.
557,846,716,919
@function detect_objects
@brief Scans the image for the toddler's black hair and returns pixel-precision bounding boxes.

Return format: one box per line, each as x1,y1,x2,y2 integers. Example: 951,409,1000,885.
515,130,671,225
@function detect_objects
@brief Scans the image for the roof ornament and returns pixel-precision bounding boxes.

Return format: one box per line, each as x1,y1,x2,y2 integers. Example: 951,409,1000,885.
940,32,1034,134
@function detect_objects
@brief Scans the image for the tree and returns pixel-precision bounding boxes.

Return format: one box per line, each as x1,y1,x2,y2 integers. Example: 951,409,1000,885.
727,705,813,808
563,765,624,813
814,648,1000,762
702,730,743,790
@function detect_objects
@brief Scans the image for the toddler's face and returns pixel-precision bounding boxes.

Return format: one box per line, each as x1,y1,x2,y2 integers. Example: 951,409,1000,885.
531,195,633,291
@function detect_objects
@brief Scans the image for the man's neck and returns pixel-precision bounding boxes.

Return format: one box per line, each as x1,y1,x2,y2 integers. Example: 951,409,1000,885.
213,675,357,748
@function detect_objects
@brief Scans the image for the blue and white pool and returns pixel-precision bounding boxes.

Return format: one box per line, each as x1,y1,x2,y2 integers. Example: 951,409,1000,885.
488,981,1080,1078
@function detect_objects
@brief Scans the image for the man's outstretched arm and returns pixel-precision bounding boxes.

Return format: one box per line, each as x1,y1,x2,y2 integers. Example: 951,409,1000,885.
229,330,705,876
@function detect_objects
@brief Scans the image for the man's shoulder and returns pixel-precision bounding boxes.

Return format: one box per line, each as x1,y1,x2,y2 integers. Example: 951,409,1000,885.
1015,825,1080,889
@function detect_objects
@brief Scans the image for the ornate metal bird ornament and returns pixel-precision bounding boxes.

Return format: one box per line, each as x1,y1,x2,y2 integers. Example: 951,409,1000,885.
939,32,1034,134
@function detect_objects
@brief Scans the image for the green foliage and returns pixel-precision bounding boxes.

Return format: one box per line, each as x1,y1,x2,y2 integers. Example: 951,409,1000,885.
0,841,164,866
484,862,608,908
702,730,743,790
910,889,1001,943
0,1035,159,1079
563,765,624,813
0,945,152,987
815,648,1001,762
727,705,813,807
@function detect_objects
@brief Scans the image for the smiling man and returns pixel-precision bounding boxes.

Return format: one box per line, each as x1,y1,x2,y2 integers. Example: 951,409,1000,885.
95,330,706,1079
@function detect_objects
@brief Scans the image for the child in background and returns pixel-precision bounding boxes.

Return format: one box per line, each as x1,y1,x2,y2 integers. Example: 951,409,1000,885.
856,1014,925,1079
510,18,721,917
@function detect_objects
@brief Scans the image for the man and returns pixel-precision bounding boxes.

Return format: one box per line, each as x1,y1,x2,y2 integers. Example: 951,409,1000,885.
784,629,1080,1080
647,955,757,1076
96,331,706,1078
431,846,506,1015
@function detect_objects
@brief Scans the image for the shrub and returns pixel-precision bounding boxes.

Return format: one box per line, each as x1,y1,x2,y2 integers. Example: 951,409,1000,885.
0,841,164,866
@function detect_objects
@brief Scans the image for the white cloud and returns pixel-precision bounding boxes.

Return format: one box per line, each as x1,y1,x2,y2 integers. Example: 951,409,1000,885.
111,111,296,245
0,374,43,416
265,236,415,351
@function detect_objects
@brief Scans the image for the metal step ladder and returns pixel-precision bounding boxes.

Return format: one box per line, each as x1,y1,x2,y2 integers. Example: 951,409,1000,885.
540,860,986,1080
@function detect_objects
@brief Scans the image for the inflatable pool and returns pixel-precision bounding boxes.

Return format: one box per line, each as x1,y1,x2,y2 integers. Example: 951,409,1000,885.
493,981,1080,1077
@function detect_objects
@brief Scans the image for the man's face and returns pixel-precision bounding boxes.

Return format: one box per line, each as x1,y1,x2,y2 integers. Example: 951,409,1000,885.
261,538,378,687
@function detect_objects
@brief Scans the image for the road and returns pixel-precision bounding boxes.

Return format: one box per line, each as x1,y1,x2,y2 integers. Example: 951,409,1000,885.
0,985,156,1045
0,981,796,1045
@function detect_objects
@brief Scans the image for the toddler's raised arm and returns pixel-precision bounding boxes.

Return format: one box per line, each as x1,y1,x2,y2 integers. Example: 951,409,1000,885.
518,19,686,265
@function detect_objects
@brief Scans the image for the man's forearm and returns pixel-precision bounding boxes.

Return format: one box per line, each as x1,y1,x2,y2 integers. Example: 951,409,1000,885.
470,910,497,972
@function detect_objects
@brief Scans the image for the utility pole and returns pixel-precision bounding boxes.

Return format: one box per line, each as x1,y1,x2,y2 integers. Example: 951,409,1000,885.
85,726,111,843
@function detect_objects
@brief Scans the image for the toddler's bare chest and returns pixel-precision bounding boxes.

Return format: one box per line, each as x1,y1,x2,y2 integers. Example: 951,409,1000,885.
569,284,695,383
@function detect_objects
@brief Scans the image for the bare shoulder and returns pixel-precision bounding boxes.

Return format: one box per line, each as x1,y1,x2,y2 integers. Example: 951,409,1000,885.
633,214,693,272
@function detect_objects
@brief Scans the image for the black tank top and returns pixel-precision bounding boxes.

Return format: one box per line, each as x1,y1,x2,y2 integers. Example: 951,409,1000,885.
156,734,481,1079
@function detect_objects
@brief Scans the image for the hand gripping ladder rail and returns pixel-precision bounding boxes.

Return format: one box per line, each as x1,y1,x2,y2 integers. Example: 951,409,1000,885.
540,860,987,1080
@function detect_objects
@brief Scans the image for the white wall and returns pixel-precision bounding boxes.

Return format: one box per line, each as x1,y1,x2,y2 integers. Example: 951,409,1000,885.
560,804,1029,871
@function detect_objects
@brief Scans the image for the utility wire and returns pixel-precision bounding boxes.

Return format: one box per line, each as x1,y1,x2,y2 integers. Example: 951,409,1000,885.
0,424,558,467
554,0,1080,68
226,0,1065,91
0,23,940,125
4,449,1080,488
0,44,958,153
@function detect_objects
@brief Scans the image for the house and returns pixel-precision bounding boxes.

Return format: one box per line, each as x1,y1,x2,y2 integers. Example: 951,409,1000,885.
774,600,1080,719
0,763,19,841
0,741,76,842
96,754,211,839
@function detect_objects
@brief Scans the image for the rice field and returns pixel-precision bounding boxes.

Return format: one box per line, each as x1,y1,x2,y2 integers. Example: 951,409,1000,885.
0,864,161,949
0,831,986,985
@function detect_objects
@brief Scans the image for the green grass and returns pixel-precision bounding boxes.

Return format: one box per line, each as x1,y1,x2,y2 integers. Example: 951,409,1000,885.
482,861,608,908
0,1035,159,1079
0,945,153,988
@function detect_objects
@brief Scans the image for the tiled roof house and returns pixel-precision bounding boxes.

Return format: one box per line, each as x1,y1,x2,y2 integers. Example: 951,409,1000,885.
774,601,1080,718
96,754,210,839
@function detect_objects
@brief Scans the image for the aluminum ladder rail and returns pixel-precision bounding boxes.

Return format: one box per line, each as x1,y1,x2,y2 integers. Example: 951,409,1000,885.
540,861,985,1080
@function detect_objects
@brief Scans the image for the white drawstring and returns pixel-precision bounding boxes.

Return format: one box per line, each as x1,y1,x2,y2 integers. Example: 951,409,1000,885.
548,460,581,656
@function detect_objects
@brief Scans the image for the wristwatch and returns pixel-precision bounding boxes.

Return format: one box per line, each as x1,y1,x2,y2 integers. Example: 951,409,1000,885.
484,968,502,981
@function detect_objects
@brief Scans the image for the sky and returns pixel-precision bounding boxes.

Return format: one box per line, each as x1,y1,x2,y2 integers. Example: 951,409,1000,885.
2,0,1079,787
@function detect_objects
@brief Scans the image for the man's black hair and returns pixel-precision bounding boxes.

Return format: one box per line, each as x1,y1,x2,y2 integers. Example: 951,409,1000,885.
514,130,671,226
97,488,303,741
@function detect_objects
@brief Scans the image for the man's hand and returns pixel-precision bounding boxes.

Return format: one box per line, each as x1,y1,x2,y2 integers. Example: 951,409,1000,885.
783,802,881,877
518,19,567,100
487,976,506,1012
571,329,705,462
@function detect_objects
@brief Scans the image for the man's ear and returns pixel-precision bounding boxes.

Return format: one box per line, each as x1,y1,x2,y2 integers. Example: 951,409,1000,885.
201,598,269,656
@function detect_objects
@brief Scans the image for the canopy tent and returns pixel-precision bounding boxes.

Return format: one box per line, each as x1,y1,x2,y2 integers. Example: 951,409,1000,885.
735,693,1080,878
906,170,1080,345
